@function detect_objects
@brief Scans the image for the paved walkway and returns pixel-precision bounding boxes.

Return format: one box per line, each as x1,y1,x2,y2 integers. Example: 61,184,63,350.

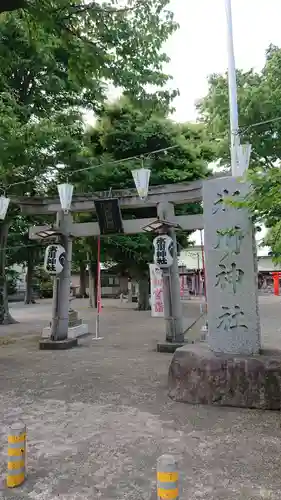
0,297,280,499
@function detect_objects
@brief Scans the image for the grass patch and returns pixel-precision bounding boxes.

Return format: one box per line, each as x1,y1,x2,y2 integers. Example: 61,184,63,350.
0,335,41,347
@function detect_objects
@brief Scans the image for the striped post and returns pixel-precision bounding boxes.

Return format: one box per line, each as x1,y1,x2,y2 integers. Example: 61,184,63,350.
7,422,26,488
157,454,179,499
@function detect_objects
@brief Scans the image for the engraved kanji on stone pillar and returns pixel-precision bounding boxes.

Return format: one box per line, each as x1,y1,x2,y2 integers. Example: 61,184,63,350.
203,177,260,355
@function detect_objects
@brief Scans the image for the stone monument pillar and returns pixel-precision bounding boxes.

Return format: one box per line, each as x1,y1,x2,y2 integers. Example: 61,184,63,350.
203,176,261,355
167,178,281,410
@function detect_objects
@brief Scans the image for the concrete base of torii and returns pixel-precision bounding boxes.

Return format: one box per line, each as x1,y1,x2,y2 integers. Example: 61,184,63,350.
39,338,78,350
42,309,89,341
42,323,89,340
168,343,281,410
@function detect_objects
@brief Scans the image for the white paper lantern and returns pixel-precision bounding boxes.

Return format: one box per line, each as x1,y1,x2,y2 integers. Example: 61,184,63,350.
57,183,73,213
44,244,66,275
0,195,10,220
153,234,174,268
132,168,151,199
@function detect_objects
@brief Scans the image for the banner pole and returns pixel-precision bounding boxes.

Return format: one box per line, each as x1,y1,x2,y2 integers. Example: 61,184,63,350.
93,235,103,340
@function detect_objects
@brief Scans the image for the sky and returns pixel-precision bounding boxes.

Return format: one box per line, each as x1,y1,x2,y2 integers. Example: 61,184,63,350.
167,0,281,122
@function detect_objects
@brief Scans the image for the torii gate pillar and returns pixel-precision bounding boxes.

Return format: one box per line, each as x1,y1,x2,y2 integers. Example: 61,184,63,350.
40,212,89,349
157,202,184,348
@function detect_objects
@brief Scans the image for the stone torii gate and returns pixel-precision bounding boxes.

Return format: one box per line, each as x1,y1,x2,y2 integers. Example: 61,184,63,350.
18,175,261,355
19,179,204,349
18,175,278,410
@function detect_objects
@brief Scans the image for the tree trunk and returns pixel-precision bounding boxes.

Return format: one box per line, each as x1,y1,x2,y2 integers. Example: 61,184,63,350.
0,223,18,324
25,248,36,304
138,276,150,311
79,262,87,298
88,257,97,308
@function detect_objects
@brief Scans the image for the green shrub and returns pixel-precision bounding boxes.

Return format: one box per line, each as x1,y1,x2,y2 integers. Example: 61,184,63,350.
34,267,53,298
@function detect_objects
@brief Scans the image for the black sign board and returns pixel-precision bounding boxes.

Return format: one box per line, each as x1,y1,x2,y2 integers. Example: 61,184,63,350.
94,198,124,235
46,245,57,274
154,236,168,266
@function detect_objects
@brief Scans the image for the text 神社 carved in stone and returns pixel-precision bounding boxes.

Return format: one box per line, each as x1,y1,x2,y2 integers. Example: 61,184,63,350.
215,262,244,294
217,305,248,331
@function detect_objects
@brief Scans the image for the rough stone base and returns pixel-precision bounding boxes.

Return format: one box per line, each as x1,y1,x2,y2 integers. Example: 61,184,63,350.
39,338,78,351
157,341,188,353
168,343,281,410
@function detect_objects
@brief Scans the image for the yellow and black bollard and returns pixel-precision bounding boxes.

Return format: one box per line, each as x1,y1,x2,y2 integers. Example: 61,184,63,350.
157,454,179,499
7,422,26,488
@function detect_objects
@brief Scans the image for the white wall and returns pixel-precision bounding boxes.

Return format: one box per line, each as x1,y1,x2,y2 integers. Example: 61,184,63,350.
179,245,281,272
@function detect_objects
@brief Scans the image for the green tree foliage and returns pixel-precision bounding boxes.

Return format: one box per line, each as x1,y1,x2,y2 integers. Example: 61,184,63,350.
0,0,178,111
6,216,51,304
0,0,178,321
197,44,281,260
70,98,215,188
0,97,83,321
0,0,179,197
197,45,281,169
0,94,83,197
240,167,281,262
62,99,216,309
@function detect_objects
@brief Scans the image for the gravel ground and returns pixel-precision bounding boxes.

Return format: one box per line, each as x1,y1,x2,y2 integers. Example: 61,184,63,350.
0,297,280,499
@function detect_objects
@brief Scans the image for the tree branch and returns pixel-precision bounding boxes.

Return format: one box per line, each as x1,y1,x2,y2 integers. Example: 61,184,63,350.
0,0,145,15
65,0,146,18
61,22,97,49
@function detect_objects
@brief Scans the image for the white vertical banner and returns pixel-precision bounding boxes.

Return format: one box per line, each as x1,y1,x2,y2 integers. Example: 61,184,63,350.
149,264,164,317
